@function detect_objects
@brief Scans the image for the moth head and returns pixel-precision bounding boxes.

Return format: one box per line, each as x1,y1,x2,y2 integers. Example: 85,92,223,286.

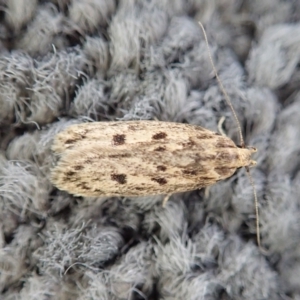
236,146,257,169
247,146,257,167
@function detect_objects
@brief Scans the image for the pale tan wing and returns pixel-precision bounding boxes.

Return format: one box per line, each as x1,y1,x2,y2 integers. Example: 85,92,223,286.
52,121,215,154
51,121,255,197
51,122,243,197
51,144,218,197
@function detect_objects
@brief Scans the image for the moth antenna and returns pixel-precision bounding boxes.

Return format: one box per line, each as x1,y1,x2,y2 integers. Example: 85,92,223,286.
198,22,245,148
245,167,261,249
199,22,264,251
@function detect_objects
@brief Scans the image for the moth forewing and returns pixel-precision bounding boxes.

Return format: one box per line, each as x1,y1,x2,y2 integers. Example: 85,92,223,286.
50,121,256,198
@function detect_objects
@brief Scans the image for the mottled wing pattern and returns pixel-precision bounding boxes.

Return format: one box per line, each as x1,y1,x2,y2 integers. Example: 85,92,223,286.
52,121,213,153
51,121,249,197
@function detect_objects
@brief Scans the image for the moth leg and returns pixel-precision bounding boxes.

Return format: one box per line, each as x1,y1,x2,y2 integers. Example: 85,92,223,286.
217,116,226,137
162,193,172,207
204,186,211,198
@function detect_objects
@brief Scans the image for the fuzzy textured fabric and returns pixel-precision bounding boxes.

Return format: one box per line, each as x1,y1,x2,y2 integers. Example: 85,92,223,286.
1,1,300,299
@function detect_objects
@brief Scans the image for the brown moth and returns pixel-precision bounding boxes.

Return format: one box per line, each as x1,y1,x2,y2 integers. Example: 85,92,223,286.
51,121,257,198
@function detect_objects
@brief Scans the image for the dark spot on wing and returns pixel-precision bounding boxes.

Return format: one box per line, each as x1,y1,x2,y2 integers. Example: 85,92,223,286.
111,174,127,184
196,133,214,139
201,177,215,181
152,132,167,140
151,177,167,185
182,169,197,175
74,165,84,171
216,138,236,148
157,165,167,171
200,153,216,161
84,158,93,164
91,177,100,182
65,171,75,176
76,182,90,190
108,153,131,158
113,134,126,145
134,187,144,191
63,175,77,182
189,153,215,163
207,154,216,160
154,146,166,152
65,138,79,145
216,151,239,163
215,167,235,177
64,128,89,144
181,138,196,148
128,125,139,131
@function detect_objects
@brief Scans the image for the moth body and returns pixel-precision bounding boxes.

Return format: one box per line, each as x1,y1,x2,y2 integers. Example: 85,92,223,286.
51,121,256,197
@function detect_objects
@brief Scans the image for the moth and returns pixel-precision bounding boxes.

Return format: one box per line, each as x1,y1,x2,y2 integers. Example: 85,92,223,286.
51,121,257,199
50,22,261,247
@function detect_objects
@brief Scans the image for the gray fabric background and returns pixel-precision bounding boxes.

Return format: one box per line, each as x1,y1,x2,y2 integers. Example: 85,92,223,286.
1,0,300,299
